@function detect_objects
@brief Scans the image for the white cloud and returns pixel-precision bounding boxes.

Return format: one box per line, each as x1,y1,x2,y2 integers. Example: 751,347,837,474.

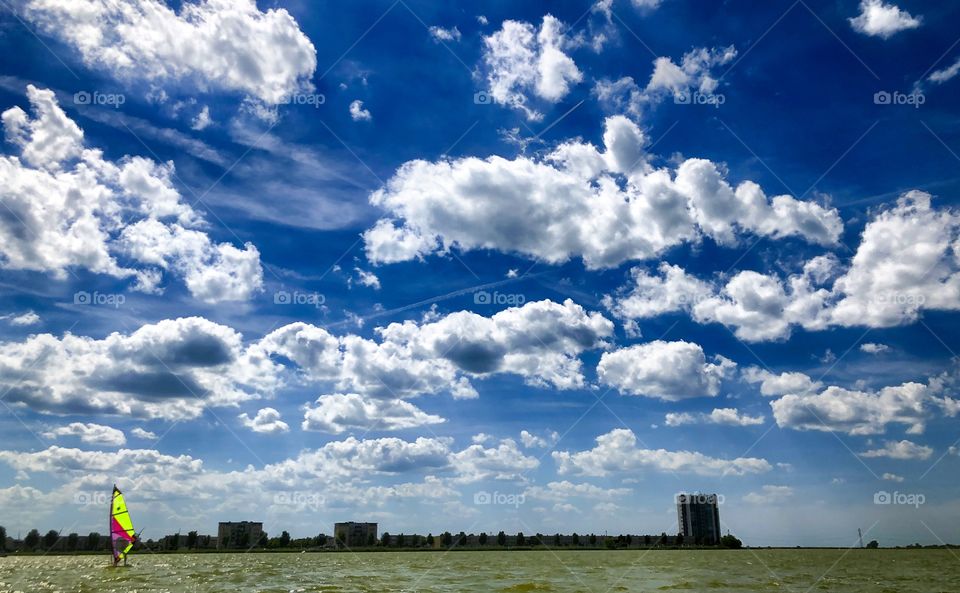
860,439,933,460
41,422,126,446
450,438,539,482
19,0,317,106
365,117,842,268
4,311,40,326
927,57,960,85
524,480,630,501
770,376,959,435
602,263,712,320
849,0,921,38
191,106,213,131
743,368,822,397
743,485,793,505
0,85,263,301
239,407,290,434
860,343,891,354
520,429,559,448
302,393,445,433
598,340,735,401
429,26,461,42
553,428,771,477
481,15,583,120
646,45,736,97
354,267,381,289
0,317,280,420
349,100,372,121
130,427,158,440
664,408,764,427
882,472,905,482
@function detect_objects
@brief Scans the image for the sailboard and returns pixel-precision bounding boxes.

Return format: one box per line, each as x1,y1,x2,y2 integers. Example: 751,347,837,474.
109,485,137,566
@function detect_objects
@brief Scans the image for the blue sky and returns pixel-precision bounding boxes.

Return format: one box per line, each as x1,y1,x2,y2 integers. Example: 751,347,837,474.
0,0,959,547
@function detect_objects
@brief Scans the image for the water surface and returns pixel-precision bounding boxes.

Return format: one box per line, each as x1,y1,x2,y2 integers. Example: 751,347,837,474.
1,549,956,592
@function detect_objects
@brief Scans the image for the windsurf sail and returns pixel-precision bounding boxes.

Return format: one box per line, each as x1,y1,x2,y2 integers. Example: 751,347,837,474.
109,485,137,564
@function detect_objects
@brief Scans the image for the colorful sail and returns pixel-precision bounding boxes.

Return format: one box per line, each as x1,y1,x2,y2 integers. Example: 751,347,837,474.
110,485,137,564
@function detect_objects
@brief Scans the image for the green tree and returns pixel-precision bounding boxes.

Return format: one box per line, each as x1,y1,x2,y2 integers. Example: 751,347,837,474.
553,533,561,547
412,535,422,547
719,534,742,549
676,533,684,546
516,532,526,546
497,531,507,546
534,533,544,546
24,529,40,550
87,532,101,551
644,535,651,546
186,531,198,549
571,533,580,546
66,533,79,551
441,532,452,547
588,533,597,546
396,533,405,548
381,532,391,546
0,526,6,551
457,532,467,546
43,530,59,550
279,531,291,548
478,532,488,545
866,540,879,549
426,533,435,547
626,534,633,546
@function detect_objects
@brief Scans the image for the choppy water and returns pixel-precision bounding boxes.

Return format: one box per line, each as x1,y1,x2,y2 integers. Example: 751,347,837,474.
1,550,957,593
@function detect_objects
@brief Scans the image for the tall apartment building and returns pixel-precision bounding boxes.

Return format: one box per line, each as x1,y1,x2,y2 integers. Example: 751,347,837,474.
676,493,721,545
217,521,263,549
334,522,378,547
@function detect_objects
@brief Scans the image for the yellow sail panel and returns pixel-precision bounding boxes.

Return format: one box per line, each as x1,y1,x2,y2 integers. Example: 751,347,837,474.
110,486,137,562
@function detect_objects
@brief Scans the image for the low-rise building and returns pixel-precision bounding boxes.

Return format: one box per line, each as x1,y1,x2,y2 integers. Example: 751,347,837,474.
334,522,377,547
217,521,263,549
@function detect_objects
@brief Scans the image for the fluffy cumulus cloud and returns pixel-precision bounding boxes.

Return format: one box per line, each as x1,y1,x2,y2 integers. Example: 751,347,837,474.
860,343,891,354
302,393,445,434
743,368,822,397
349,100,372,122
849,0,921,38
364,116,842,268
770,374,959,435
553,429,772,477
664,408,764,427
520,429,559,448
0,299,612,422
41,422,126,446
597,340,735,400
0,317,280,420
429,26,461,42
860,439,934,460
0,85,263,301
18,0,317,106
238,407,290,434
258,298,613,398
481,15,582,120
450,438,539,483
608,191,960,340
524,480,631,502
594,45,735,117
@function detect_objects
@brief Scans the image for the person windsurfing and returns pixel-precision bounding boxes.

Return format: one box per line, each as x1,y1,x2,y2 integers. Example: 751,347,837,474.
109,485,138,567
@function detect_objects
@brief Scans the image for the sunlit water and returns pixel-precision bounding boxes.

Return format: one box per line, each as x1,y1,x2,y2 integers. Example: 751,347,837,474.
1,550,957,592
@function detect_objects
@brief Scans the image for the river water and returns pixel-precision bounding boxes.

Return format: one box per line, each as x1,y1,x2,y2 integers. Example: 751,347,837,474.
1,549,956,592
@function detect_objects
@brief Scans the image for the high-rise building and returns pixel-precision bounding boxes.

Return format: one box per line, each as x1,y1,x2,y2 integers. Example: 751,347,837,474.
676,493,721,545
217,521,263,549
334,522,378,547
